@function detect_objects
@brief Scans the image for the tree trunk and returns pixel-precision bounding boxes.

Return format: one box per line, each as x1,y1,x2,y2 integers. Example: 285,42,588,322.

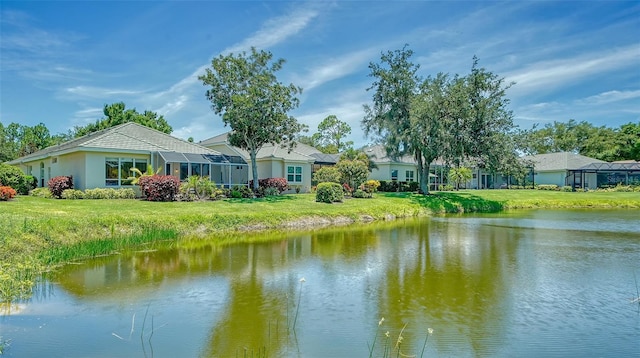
249,149,259,191
417,155,432,195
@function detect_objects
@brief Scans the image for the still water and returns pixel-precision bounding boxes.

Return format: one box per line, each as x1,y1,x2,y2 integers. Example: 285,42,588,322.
2,209,639,357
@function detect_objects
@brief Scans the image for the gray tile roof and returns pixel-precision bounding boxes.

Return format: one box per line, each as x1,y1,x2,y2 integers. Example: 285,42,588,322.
199,132,315,162
362,145,418,164
8,122,219,164
522,152,605,171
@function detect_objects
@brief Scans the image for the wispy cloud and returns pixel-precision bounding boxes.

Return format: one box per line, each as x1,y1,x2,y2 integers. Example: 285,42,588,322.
294,47,377,91
135,2,325,137
578,89,640,105
505,45,640,96
65,86,146,99
224,4,322,54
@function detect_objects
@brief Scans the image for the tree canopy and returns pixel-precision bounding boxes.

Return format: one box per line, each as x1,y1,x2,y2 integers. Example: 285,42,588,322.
72,102,172,137
199,47,304,191
516,119,640,161
298,115,353,154
363,46,518,194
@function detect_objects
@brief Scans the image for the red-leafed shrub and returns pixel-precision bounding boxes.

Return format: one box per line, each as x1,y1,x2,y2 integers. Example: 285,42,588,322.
0,186,17,201
48,176,73,198
250,177,289,194
138,175,180,201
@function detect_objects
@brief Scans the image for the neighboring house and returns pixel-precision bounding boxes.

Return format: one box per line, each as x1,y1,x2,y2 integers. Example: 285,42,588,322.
523,152,605,189
362,145,447,189
7,123,249,190
199,133,315,192
571,160,640,187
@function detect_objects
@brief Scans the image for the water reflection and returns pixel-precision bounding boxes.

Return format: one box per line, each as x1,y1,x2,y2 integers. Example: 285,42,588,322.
5,210,639,357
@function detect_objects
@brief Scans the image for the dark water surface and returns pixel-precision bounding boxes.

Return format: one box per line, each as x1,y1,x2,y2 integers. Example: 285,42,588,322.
2,209,639,357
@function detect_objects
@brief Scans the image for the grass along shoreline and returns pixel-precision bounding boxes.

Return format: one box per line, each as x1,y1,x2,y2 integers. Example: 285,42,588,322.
1,190,639,302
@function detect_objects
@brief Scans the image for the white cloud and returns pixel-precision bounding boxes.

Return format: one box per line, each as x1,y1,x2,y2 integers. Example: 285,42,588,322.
505,45,640,96
294,47,377,91
578,89,640,105
65,86,145,99
223,4,322,54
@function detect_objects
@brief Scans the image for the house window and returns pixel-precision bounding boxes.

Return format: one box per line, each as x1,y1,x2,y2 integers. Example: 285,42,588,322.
191,163,201,177
51,157,58,164
406,170,415,182
287,165,303,183
391,170,398,181
180,163,189,180
105,158,147,186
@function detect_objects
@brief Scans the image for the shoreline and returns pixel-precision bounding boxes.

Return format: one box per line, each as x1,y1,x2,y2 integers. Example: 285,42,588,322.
1,190,639,302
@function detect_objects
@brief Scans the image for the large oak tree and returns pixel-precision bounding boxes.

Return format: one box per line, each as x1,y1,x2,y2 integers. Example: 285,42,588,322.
199,47,304,191
363,46,518,194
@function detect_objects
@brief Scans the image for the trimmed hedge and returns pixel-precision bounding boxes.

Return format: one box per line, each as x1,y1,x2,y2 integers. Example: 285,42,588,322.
316,182,344,203
138,175,180,201
378,180,419,192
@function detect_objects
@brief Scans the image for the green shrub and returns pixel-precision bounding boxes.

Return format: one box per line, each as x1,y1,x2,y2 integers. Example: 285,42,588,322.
30,187,52,198
362,179,380,194
48,176,73,198
263,187,280,197
61,189,85,199
438,184,454,191
313,167,341,184
536,184,559,191
561,186,573,192
0,164,35,195
315,182,344,203
231,185,253,198
117,188,136,199
210,188,227,200
230,190,243,199
352,189,367,198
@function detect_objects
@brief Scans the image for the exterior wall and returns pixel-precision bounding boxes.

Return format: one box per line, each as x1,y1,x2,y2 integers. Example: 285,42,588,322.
57,152,87,189
533,171,567,187
282,161,312,192
370,163,418,182
84,151,150,190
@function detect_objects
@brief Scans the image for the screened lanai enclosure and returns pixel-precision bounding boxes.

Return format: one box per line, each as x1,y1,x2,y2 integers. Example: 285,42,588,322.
153,151,249,188
569,161,640,188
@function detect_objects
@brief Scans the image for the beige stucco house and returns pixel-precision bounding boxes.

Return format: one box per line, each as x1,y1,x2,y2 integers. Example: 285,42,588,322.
199,133,315,192
7,122,249,190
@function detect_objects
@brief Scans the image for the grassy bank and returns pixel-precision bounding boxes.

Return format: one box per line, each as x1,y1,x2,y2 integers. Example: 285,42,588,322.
1,190,639,302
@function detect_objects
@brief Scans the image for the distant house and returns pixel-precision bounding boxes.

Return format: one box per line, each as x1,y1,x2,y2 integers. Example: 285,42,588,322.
6,123,248,190
199,133,315,192
523,152,605,189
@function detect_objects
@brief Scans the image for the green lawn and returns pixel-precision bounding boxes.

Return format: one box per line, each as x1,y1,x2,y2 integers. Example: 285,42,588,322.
1,190,638,301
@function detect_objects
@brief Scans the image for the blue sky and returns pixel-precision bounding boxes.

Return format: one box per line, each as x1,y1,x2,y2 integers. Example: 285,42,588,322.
1,1,638,147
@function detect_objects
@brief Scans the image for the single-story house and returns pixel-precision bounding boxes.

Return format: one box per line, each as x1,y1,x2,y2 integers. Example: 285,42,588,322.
199,133,316,192
523,152,605,189
6,122,249,190
570,160,640,187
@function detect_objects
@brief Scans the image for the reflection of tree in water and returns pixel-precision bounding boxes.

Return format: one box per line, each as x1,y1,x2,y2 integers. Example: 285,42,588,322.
370,219,522,357
202,243,300,357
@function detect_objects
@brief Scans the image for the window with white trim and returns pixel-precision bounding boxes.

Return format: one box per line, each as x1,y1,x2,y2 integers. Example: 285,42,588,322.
406,170,415,182
105,158,147,186
391,169,398,181
287,165,303,183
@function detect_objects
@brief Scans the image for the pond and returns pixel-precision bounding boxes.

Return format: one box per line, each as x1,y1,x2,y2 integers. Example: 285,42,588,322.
1,209,639,357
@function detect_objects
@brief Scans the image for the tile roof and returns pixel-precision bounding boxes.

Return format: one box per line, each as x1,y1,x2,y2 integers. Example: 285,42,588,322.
199,132,315,162
522,152,605,171
8,122,218,164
